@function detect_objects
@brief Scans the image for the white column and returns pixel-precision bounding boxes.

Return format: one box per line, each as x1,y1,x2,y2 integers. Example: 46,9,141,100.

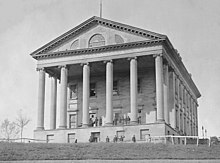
50,76,57,130
59,65,68,129
176,78,180,130
82,63,90,127
179,84,183,133
164,64,169,124
105,61,113,125
155,55,164,122
36,68,45,130
169,70,176,129
182,88,186,135
195,102,198,136
130,58,138,124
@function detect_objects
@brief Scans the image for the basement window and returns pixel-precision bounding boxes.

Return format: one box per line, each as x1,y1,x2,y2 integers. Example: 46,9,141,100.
46,135,54,143
68,133,76,143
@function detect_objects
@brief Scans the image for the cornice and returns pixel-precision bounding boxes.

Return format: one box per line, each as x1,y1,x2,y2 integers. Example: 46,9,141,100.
162,38,201,99
30,16,166,56
33,39,164,60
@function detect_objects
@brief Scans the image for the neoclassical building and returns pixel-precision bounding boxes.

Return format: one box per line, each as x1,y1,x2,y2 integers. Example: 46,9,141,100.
30,16,201,143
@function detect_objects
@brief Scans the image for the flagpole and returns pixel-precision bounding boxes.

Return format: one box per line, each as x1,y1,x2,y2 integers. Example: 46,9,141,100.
100,0,102,18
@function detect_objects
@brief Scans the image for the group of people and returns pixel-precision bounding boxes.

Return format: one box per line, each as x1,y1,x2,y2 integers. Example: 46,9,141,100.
112,135,125,142
113,116,142,126
88,115,142,127
113,116,130,126
105,135,136,143
89,116,102,127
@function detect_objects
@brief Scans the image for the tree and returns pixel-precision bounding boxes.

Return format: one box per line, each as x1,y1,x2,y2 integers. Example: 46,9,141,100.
15,110,30,142
0,119,19,142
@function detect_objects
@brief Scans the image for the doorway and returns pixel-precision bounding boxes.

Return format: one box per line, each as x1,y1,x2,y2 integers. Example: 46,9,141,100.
91,132,100,142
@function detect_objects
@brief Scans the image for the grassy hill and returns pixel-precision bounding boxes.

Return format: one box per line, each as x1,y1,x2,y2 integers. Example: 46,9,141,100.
0,142,219,161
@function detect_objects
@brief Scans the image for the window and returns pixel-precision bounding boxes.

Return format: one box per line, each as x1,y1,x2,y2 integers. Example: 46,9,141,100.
69,114,77,128
179,84,182,99
46,135,54,143
90,83,96,97
70,39,79,50
117,130,125,138
91,132,100,142
180,113,182,131
175,78,178,94
115,34,124,44
88,34,105,47
113,81,119,95
138,78,141,93
176,109,179,129
68,133,76,143
185,93,188,106
70,84,77,99
184,117,186,135
183,90,185,104
140,129,150,140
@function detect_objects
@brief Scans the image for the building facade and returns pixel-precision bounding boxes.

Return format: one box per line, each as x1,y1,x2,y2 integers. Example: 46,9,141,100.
30,16,201,143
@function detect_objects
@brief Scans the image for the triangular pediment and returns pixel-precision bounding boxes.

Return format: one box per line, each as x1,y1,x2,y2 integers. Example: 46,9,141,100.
30,16,166,57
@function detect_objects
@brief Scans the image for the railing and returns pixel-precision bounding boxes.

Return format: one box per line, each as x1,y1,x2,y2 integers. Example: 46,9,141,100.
143,135,212,146
0,138,47,143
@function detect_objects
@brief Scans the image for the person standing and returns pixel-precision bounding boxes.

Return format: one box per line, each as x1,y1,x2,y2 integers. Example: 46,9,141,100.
132,135,136,143
106,136,110,143
99,117,102,126
95,117,98,127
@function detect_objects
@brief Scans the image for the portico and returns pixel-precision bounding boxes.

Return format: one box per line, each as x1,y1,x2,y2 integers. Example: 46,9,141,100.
36,53,167,130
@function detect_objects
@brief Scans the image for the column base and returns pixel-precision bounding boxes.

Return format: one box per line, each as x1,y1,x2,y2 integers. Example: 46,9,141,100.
36,127,44,130
82,124,89,128
58,126,67,129
130,121,138,125
156,119,165,123
104,123,113,126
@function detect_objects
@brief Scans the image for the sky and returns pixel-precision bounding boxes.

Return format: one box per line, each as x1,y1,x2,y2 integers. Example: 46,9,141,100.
0,0,220,138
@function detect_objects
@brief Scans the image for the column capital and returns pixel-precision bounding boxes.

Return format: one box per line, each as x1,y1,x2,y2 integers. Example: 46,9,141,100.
58,65,68,69
80,62,89,66
127,56,137,61
153,53,163,58
36,67,45,72
103,60,113,64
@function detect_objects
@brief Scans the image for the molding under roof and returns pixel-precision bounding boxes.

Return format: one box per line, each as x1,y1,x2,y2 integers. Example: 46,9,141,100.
33,39,164,60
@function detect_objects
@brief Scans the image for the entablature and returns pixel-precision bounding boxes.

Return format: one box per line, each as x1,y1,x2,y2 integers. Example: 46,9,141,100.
36,42,163,68
162,43,201,101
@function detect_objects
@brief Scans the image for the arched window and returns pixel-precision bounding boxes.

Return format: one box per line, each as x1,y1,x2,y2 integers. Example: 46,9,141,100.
88,34,105,47
70,39,79,50
115,34,124,44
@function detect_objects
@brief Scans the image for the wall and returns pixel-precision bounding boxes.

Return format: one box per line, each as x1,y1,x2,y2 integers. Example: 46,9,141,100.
67,67,156,127
34,123,167,143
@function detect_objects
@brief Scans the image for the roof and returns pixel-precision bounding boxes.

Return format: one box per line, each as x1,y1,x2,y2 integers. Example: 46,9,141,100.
30,16,167,57
30,16,201,99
